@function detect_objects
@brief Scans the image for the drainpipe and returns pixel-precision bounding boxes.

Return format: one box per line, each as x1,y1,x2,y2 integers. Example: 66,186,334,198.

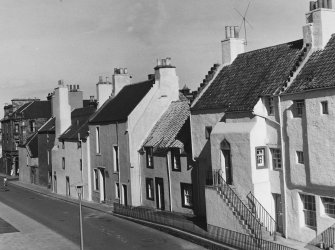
278,95,288,239
116,122,121,204
166,151,173,212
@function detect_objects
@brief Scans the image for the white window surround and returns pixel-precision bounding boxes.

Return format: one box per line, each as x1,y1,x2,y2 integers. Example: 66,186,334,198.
256,147,266,168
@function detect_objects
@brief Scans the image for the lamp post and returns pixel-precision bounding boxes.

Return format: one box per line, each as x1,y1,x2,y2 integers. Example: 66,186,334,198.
76,184,84,250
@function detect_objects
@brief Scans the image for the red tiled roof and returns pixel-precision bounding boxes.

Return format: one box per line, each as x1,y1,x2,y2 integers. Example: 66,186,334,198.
143,98,190,149
89,80,154,124
192,40,304,112
284,35,335,94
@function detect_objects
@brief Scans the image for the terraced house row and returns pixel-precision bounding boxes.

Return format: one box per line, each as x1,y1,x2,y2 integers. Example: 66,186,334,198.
2,1,335,247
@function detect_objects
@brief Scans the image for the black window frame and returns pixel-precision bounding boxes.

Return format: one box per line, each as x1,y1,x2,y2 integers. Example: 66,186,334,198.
321,101,329,115
181,183,193,208
294,100,305,117
62,157,65,169
256,147,267,169
300,194,316,228
171,148,181,171
205,126,212,139
146,178,154,200
145,147,154,169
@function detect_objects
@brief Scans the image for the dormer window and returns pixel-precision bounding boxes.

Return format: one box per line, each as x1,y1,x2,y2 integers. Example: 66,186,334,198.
145,147,154,168
268,97,274,116
30,120,36,132
171,148,181,171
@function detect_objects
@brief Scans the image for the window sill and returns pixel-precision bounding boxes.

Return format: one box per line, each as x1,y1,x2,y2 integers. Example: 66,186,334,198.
96,153,102,156
256,166,268,170
172,168,181,172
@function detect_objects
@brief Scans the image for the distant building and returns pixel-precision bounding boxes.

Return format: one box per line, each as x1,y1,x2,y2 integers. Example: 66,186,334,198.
89,59,180,206
140,97,204,214
1,98,51,176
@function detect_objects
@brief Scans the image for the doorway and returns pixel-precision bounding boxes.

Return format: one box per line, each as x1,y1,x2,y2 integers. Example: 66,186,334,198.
53,174,57,193
273,193,283,233
155,178,165,210
66,176,70,196
221,140,232,185
99,168,106,202
122,184,128,206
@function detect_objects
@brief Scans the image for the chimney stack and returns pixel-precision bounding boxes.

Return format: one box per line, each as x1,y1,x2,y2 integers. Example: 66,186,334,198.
154,57,179,102
96,75,113,109
112,67,131,97
221,26,245,65
304,0,335,49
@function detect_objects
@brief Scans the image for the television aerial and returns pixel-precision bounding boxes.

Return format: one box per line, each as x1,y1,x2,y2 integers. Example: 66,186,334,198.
234,1,253,45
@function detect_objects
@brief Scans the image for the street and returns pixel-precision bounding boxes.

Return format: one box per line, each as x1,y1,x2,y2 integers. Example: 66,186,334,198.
0,177,204,250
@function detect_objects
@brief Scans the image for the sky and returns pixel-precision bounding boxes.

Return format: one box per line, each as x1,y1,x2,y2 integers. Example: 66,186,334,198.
0,0,308,115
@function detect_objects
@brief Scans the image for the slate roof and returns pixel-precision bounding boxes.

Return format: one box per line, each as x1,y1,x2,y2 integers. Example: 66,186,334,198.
38,117,55,134
143,99,190,149
16,101,51,119
59,106,96,141
284,35,335,94
89,80,154,124
25,132,38,158
192,40,304,112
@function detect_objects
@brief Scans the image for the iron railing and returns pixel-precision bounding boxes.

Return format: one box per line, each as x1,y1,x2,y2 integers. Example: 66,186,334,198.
208,170,263,240
113,203,297,250
247,191,277,239
317,223,335,249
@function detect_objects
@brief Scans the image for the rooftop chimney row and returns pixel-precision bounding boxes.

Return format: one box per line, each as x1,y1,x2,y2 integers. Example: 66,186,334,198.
67,84,80,92
310,0,333,10
114,68,128,74
225,26,239,39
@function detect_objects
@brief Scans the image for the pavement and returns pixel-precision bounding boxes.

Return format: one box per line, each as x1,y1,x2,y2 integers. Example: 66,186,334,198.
0,174,321,250
0,201,78,250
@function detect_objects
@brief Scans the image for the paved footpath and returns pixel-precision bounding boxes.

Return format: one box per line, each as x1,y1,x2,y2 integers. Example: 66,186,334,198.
0,201,78,250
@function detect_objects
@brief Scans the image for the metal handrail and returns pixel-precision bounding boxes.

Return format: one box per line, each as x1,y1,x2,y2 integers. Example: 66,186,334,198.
247,191,277,240
209,170,263,240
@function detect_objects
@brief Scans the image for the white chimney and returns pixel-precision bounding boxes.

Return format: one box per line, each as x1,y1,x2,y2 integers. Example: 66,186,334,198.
303,0,335,49
53,80,71,139
96,76,113,109
221,26,245,65
112,68,131,97
154,57,179,101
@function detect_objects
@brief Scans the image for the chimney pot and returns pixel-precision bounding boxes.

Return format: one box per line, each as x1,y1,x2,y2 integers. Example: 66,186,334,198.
157,59,161,66
99,76,103,82
58,80,64,86
318,0,322,8
166,57,171,66
77,84,79,90
124,68,128,74
70,85,73,91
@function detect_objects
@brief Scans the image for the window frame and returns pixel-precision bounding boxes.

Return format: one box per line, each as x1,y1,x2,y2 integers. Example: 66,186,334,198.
268,97,274,116
294,100,305,117
62,157,65,169
113,145,119,172
171,148,181,172
181,183,193,208
270,148,281,170
321,101,329,115
205,126,212,140
256,147,267,169
145,147,154,169
146,178,154,200
321,197,335,218
30,120,36,132
297,151,304,164
300,194,316,228
96,127,101,154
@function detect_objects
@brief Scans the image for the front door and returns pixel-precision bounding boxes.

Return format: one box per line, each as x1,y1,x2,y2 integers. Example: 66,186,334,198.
155,178,165,210
99,169,106,202
274,194,283,233
53,174,57,193
223,150,232,185
122,184,128,206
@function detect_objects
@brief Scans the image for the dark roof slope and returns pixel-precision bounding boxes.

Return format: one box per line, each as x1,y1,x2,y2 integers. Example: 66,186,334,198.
18,101,51,119
192,40,304,112
59,106,96,141
38,117,55,134
25,132,38,158
89,80,154,124
284,35,335,94
143,99,190,149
